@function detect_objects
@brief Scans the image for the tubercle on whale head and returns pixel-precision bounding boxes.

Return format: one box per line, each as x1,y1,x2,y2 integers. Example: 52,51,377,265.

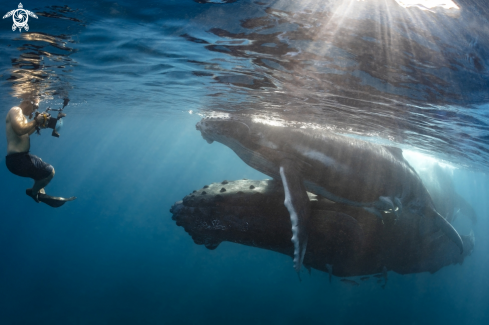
196,118,251,145
171,200,225,250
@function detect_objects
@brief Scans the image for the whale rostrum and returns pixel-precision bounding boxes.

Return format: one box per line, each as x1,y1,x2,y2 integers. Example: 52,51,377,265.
196,117,464,272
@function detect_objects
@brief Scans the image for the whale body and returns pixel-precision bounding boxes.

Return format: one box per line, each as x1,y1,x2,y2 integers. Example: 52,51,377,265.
171,180,474,277
196,117,464,271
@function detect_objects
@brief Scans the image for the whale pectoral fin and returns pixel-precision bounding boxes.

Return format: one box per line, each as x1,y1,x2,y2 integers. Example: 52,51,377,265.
279,160,310,273
431,208,464,254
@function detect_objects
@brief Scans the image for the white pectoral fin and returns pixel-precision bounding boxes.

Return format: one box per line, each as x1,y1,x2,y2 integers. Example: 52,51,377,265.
279,160,310,273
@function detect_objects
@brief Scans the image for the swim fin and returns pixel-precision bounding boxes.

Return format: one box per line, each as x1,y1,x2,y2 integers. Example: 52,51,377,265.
26,189,76,208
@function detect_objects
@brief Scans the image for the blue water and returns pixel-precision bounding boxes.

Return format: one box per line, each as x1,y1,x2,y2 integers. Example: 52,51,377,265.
1,0,489,324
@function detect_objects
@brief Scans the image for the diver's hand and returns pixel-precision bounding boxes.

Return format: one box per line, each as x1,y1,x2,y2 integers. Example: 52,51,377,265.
35,114,46,128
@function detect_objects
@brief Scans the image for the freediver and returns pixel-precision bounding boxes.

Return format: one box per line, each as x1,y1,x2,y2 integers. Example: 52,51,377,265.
5,97,55,203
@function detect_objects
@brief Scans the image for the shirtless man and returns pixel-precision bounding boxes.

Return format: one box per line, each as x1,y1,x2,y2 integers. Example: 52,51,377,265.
5,98,55,202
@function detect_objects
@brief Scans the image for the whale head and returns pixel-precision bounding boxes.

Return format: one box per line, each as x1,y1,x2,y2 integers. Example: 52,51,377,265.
196,117,253,145
196,117,286,177
171,180,295,253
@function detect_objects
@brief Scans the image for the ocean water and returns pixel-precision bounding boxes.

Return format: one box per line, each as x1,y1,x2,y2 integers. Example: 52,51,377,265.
0,0,488,324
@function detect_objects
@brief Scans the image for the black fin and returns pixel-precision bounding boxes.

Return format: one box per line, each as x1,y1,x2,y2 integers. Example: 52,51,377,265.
26,189,76,208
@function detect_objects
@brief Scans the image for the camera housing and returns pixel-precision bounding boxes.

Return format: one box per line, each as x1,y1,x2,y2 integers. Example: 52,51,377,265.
44,112,66,137
34,99,69,137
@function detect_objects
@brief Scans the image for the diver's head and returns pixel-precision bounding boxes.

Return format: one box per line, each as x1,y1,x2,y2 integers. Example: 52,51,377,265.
20,97,40,117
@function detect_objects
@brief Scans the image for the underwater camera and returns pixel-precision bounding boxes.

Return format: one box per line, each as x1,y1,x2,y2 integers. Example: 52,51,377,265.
35,98,69,138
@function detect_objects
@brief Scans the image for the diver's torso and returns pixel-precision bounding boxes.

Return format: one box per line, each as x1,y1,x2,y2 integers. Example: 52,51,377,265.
6,110,30,155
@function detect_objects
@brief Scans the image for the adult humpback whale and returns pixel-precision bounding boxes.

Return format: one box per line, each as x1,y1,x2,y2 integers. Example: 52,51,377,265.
196,117,463,272
171,180,474,277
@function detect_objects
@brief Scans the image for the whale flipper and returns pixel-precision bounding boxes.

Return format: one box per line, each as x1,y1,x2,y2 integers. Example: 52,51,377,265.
279,160,310,273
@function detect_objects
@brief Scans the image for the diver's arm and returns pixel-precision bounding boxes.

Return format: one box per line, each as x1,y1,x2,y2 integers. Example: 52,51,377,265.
9,108,39,136
28,126,37,135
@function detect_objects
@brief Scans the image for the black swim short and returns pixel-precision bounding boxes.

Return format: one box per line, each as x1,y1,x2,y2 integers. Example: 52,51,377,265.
5,152,54,181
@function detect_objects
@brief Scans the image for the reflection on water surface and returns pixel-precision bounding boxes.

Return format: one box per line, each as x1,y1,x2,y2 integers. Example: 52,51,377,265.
1,0,489,169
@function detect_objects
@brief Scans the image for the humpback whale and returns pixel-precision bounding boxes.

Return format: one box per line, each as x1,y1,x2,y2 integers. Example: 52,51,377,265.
196,117,464,272
171,180,474,277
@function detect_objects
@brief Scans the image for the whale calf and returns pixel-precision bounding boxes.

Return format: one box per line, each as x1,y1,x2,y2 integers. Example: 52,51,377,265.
171,180,474,276
196,116,464,271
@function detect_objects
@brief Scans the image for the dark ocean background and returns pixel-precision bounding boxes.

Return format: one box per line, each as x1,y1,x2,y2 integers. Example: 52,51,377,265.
0,0,488,324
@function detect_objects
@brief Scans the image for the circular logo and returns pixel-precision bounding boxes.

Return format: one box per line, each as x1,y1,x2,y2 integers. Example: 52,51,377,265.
14,9,28,28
